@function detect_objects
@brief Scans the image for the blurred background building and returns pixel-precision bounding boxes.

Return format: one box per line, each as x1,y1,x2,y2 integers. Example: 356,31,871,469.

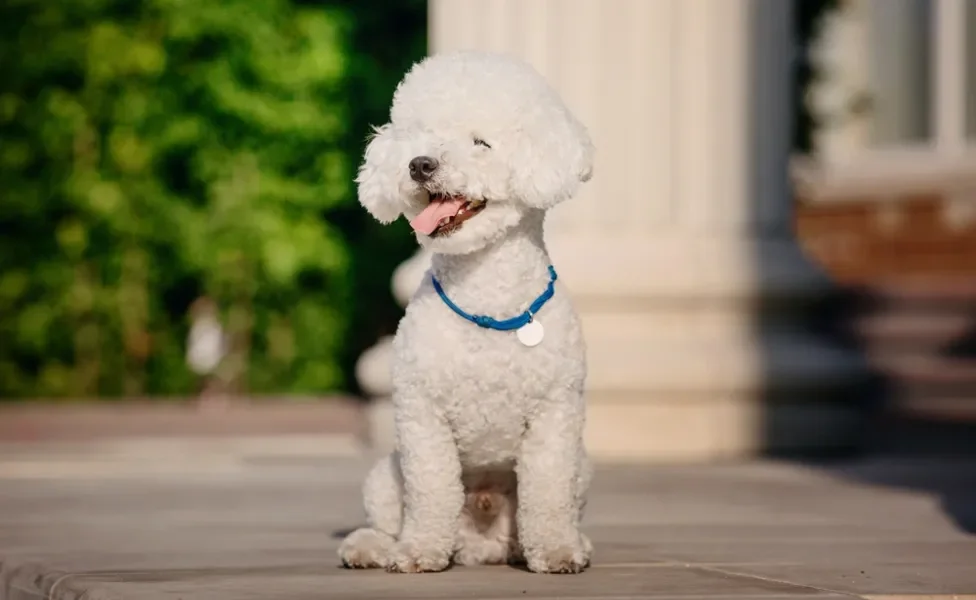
794,0,976,450
1,0,974,461
358,0,976,460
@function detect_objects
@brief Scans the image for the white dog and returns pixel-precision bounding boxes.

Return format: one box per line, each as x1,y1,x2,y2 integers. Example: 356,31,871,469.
338,50,594,575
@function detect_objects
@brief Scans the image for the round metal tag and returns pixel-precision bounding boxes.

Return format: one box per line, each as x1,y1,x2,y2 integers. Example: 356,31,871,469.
516,320,545,347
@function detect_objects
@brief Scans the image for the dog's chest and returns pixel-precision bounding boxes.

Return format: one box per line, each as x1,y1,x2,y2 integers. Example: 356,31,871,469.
393,290,583,463
395,296,576,397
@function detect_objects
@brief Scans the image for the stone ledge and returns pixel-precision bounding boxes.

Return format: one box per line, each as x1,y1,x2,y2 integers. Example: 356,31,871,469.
366,393,867,463
584,394,865,462
0,434,364,480
583,335,867,393
0,397,366,443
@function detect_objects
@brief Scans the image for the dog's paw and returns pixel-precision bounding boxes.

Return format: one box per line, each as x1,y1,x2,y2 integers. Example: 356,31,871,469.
386,540,451,574
338,528,394,569
524,534,591,574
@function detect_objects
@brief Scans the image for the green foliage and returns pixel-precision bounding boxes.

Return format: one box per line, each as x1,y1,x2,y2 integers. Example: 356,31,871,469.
0,0,425,399
324,0,427,395
794,0,839,152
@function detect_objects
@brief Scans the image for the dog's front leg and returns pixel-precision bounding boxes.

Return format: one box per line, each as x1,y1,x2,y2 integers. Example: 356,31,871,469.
517,387,589,574
388,396,463,574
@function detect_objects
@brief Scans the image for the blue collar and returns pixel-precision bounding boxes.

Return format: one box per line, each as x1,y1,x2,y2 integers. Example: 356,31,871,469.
431,266,558,331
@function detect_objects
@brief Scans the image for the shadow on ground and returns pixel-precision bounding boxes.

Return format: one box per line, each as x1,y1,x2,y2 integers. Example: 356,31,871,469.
758,283,976,536
814,451,976,534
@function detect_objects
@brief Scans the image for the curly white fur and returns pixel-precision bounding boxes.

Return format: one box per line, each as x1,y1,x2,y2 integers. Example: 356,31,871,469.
339,51,594,575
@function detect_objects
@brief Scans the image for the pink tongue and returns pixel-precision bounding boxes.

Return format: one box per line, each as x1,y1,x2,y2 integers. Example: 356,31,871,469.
409,197,466,235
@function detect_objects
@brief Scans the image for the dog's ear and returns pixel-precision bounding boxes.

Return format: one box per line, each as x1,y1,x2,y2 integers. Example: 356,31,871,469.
509,104,594,210
356,124,405,224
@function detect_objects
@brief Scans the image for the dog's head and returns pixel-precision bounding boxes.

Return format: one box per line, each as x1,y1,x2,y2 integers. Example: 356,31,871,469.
356,51,594,255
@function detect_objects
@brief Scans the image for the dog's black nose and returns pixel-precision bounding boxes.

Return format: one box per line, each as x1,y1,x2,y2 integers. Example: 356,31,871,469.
408,156,438,182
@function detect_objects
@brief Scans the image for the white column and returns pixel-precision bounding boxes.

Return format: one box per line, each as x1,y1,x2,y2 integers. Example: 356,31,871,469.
359,0,867,461
932,0,968,151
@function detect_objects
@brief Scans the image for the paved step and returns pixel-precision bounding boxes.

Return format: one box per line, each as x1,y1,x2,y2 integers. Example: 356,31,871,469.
0,397,367,443
892,394,976,421
868,354,976,385
1,453,975,599
839,279,976,424
853,312,974,348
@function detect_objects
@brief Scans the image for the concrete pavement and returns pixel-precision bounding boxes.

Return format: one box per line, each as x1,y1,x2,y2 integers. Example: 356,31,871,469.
0,438,974,599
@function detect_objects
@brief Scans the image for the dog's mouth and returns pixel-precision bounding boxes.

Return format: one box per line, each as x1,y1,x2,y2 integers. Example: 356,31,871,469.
409,193,487,238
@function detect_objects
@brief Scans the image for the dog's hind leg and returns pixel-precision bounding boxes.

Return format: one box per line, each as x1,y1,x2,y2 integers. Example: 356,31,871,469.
338,452,403,569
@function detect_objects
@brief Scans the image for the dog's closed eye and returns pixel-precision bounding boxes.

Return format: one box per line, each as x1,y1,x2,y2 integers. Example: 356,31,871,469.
474,138,491,148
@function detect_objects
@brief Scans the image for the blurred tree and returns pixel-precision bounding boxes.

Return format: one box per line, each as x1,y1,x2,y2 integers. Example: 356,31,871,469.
0,0,425,399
